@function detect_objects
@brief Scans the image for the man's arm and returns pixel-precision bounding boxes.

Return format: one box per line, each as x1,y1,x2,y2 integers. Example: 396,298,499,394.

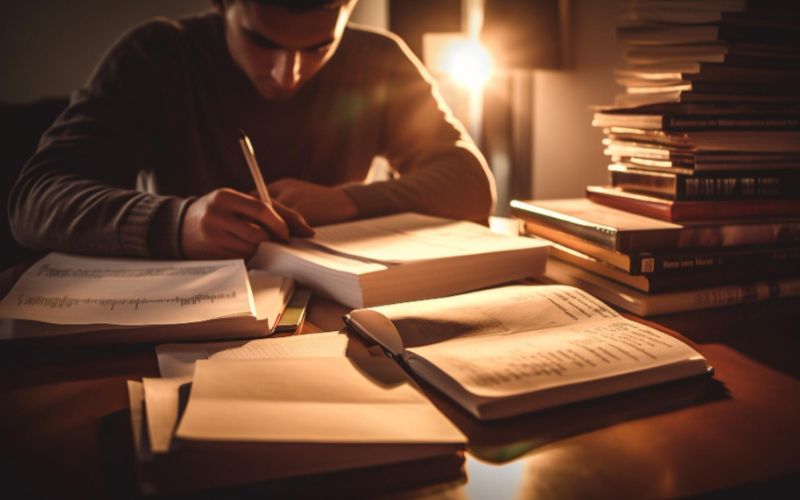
9,22,191,258
342,32,496,223
8,21,303,259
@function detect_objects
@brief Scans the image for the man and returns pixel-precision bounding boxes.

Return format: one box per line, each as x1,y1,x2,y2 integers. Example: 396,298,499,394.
9,0,495,260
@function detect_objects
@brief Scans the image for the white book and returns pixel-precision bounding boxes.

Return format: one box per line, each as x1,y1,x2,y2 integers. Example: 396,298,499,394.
251,213,550,308
0,253,292,343
345,284,711,420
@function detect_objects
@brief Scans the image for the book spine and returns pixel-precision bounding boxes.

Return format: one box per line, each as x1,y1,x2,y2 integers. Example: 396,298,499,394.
642,279,800,316
679,176,800,199
587,186,800,222
630,248,800,275
510,205,620,250
718,23,800,46
611,171,800,200
546,258,800,317
665,116,800,132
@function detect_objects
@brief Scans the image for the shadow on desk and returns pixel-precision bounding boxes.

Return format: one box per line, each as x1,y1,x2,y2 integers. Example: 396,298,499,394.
648,296,800,379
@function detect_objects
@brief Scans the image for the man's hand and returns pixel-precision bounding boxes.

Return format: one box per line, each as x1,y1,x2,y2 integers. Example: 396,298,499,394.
268,179,358,226
181,188,314,259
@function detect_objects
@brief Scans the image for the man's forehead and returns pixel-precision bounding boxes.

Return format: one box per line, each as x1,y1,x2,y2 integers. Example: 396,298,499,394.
236,2,350,49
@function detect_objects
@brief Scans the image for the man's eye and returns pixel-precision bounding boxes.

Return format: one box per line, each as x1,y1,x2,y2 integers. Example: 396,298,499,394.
307,44,333,54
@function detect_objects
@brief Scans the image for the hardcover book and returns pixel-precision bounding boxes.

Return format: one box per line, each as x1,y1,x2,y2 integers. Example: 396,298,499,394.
586,185,800,222
510,198,800,253
544,258,800,317
608,164,800,200
521,227,800,276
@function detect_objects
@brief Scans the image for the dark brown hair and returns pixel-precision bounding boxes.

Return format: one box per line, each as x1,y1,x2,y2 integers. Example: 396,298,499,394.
212,0,346,11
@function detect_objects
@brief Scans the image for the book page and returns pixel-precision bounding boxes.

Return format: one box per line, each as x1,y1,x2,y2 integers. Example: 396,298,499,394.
149,332,351,452
156,331,347,378
310,212,545,264
357,285,619,349
0,253,252,325
410,318,705,398
176,358,465,444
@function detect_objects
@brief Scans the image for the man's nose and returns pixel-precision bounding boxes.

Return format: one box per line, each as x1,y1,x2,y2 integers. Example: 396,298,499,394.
270,50,302,90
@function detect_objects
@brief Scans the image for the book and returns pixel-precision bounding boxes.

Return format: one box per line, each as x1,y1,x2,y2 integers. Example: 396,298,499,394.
593,111,800,132
620,80,800,97
249,212,549,308
605,128,800,154
615,62,800,85
586,185,800,222
522,228,800,275
543,257,800,316
344,284,712,420
615,90,800,109
623,41,800,67
615,21,800,47
509,198,800,253
129,336,465,493
608,164,800,200
0,253,292,343
547,241,799,293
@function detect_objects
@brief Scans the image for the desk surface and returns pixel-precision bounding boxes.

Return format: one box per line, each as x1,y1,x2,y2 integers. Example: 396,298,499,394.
1,270,799,499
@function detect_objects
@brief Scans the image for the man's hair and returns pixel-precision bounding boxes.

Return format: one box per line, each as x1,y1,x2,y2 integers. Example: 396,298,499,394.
214,0,346,11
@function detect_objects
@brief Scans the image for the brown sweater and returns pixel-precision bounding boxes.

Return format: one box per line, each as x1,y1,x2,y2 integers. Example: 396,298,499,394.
9,13,495,259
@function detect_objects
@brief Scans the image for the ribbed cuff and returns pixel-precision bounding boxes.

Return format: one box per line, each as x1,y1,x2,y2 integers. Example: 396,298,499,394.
118,195,192,258
342,182,401,219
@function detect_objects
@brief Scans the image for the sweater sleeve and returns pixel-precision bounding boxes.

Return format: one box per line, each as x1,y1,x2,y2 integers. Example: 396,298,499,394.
342,33,496,222
8,20,192,259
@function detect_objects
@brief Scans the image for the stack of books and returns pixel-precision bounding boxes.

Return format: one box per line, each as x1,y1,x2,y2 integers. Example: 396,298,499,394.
511,0,800,316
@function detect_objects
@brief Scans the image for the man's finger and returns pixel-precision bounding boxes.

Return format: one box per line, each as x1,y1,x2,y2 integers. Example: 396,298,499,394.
215,191,290,242
274,201,315,237
225,220,271,245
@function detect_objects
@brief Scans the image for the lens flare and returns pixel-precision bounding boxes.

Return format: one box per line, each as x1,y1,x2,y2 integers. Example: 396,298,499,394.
440,40,493,91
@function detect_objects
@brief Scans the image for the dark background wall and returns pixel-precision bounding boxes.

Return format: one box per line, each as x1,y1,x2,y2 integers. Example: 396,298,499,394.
0,1,209,102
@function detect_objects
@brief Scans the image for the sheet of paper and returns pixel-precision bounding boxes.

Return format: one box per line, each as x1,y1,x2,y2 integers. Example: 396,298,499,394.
148,332,350,452
156,331,347,378
310,212,545,264
142,376,193,453
176,357,465,444
0,253,252,325
367,284,620,348
410,318,705,398
248,270,292,322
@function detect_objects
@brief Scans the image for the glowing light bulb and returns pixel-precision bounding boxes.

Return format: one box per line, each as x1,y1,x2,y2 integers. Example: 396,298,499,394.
441,40,493,91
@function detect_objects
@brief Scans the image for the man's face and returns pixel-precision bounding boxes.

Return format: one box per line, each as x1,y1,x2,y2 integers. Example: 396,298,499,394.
220,1,354,100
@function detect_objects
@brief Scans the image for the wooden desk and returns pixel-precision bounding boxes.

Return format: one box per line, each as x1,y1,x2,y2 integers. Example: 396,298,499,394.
1,272,799,498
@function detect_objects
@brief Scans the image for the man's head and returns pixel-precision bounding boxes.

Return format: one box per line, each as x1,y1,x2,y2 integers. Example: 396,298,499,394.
213,0,357,100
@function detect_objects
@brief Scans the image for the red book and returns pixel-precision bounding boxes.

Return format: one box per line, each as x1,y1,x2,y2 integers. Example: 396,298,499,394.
586,185,800,222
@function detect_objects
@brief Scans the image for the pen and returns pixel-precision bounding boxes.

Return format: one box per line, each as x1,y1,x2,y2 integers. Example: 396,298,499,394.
239,130,272,205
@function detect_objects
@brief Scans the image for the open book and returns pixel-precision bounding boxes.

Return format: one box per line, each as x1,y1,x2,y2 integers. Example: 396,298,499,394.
128,334,464,493
0,253,292,343
250,212,549,308
345,284,711,420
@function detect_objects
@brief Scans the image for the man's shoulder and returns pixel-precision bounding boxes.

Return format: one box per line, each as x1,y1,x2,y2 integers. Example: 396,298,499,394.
112,13,220,58
341,23,414,59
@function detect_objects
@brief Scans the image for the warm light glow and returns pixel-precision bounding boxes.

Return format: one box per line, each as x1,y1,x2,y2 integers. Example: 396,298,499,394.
440,39,493,91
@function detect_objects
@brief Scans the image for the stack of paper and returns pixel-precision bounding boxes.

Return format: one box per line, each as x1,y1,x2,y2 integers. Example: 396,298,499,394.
0,253,292,343
129,333,465,493
251,213,550,308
